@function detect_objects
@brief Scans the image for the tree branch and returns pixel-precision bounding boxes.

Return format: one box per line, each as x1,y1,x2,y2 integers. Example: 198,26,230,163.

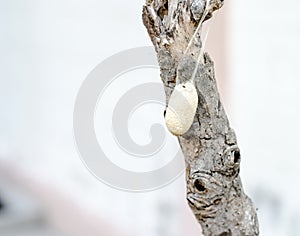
142,0,259,235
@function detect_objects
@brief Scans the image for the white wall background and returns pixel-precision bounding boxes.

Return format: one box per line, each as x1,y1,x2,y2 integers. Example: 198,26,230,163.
229,0,300,235
0,0,300,235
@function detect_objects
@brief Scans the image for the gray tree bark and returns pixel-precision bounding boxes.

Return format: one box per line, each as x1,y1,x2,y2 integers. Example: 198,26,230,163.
142,0,259,235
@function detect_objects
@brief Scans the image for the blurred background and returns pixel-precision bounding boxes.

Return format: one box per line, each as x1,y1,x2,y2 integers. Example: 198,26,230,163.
0,0,300,235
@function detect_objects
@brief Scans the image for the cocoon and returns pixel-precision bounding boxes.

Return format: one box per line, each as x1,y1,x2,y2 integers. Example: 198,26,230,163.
165,81,198,136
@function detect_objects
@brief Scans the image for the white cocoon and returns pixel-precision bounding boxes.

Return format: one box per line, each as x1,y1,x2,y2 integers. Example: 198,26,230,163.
165,81,198,136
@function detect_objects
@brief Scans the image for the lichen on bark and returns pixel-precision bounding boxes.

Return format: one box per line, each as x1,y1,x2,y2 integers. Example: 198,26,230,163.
142,0,259,235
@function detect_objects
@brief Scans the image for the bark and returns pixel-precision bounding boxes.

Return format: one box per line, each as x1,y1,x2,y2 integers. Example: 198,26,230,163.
142,0,259,235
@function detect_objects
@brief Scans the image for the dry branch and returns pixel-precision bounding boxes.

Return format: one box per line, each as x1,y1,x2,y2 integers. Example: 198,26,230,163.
142,0,259,235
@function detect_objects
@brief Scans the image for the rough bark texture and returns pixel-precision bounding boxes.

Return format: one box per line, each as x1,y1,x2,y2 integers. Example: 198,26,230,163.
142,0,259,235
